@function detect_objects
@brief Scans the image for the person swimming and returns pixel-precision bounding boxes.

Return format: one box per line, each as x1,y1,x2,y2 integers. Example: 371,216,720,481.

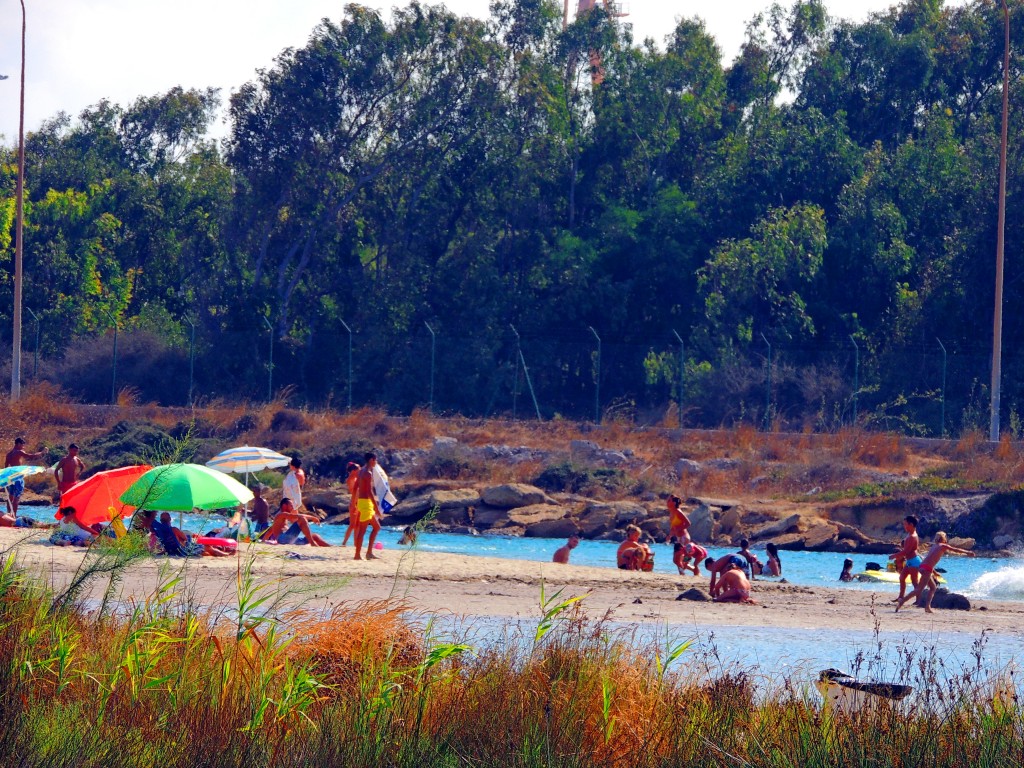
839,559,854,582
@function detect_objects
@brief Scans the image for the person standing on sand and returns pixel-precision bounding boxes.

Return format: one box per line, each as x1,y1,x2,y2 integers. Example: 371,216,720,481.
4,437,43,518
667,494,691,544
54,443,85,498
712,560,756,604
282,457,306,510
895,532,975,613
342,461,360,546
553,535,579,564
889,515,921,602
354,453,382,560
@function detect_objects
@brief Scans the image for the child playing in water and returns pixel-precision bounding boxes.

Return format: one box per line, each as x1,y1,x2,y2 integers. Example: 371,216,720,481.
895,532,975,613
673,540,707,576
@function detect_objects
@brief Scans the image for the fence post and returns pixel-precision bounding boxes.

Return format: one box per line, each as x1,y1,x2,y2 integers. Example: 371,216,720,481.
588,325,601,424
761,333,772,431
185,316,196,407
25,307,38,378
672,329,685,428
510,324,541,420
510,324,520,420
425,321,436,413
850,335,859,426
340,319,353,410
262,315,273,402
937,337,947,437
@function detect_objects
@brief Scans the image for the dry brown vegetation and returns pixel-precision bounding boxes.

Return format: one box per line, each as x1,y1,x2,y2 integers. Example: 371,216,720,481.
3,384,1024,501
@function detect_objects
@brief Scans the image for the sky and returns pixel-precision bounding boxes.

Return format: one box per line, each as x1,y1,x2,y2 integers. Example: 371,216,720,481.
0,0,963,146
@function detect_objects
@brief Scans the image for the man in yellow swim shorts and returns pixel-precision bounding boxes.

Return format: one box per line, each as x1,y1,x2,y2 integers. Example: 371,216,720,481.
354,452,382,560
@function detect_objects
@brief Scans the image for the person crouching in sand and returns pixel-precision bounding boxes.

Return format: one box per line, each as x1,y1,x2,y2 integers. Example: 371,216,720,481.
895,532,975,613
674,540,707,576
553,535,579,564
617,525,653,570
712,558,755,604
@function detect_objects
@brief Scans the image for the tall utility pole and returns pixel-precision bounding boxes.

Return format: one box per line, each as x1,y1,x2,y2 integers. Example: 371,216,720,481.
10,0,26,401
991,0,1011,442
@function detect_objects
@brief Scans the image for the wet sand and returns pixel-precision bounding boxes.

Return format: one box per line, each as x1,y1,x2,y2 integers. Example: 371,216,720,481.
3,528,1023,638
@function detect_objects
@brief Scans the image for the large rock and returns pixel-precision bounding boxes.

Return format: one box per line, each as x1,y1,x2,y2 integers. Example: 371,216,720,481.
948,537,975,550
751,514,801,539
303,489,349,515
677,588,712,602
388,493,434,520
481,484,552,508
676,459,702,477
436,506,472,525
992,534,1016,549
431,489,481,510
471,506,511,529
578,504,618,538
802,523,839,551
923,587,971,611
687,503,716,543
508,504,569,526
718,506,742,535
525,518,580,538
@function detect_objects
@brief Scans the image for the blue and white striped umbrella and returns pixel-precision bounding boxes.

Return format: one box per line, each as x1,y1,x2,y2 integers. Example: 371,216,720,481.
0,464,46,489
205,446,291,476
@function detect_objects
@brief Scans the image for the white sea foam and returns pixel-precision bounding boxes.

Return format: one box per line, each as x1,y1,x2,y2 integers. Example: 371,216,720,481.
966,565,1024,600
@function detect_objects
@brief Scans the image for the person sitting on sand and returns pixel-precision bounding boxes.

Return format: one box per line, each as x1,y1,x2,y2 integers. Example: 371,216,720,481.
839,558,855,582
764,542,782,577
736,539,764,578
152,513,233,557
48,506,101,547
617,524,653,571
261,499,330,547
889,515,921,603
553,535,579,564
398,525,418,546
705,554,746,593
342,462,360,546
667,494,691,544
674,540,707,576
895,532,975,613
712,559,756,604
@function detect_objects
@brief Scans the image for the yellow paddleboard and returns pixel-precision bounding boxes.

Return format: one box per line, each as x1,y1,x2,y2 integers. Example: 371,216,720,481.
856,570,945,584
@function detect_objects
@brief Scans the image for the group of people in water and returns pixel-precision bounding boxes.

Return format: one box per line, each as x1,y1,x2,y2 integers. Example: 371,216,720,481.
553,500,976,611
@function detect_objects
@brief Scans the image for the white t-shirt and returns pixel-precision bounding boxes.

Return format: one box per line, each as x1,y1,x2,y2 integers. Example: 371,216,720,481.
282,470,302,509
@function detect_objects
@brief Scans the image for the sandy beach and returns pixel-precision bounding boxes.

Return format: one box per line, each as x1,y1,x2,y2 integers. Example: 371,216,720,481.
4,528,1023,638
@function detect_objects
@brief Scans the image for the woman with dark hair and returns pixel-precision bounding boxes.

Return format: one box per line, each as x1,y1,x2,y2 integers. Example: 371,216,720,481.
764,542,782,577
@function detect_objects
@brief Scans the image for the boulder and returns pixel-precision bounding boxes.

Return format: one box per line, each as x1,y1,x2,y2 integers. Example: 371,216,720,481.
992,533,1016,549
578,505,618,538
525,518,580,538
687,503,716,543
433,436,459,448
388,493,434,520
303,489,349,515
676,588,711,602
835,524,873,544
471,506,510,529
481,484,553,508
690,497,741,510
948,537,975,550
751,514,801,540
508,504,569,527
570,440,601,458
802,523,839,552
718,506,742,535
705,458,740,471
436,506,472,525
640,518,669,541
431,489,481,510
676,458,702,477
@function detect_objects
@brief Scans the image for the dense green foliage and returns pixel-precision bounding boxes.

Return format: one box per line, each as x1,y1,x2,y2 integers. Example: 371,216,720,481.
2,0,1023,433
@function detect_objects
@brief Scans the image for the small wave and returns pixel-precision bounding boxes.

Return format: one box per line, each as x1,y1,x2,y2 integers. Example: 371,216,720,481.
965,566,1024,600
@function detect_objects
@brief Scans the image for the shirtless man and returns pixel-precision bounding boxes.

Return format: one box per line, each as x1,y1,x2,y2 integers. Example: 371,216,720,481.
259,498,329,546
249,485,271,533
667,494,691,544
889,515,921,602
54,444,86,498
4,437,43,519
354,453,381,560
616,524,652,570
736,539,764,578
713,560,755,604
552,535,579,564
704,554,746,594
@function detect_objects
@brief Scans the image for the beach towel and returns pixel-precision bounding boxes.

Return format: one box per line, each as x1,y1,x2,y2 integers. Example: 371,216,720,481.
372,463,398,513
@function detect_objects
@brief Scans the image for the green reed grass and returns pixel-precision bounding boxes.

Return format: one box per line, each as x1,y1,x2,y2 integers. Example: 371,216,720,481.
0,553,1020,767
